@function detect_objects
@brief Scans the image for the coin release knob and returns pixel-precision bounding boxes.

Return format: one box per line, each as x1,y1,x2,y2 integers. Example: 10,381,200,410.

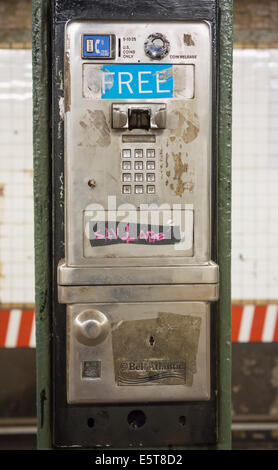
74,309,109,346
144,33,170,60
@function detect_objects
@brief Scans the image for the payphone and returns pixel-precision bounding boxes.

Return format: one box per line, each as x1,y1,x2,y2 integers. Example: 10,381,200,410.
50,0,222,448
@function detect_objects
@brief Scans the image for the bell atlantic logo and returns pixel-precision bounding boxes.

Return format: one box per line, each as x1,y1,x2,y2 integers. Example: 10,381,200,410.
117,360,186,385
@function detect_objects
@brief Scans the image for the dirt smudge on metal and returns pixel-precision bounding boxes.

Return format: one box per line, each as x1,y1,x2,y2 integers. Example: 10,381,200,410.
166,152,193,197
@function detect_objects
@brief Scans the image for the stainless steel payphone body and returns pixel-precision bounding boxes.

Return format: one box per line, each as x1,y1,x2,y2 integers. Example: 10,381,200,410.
51,0,221,447
58,20,218,404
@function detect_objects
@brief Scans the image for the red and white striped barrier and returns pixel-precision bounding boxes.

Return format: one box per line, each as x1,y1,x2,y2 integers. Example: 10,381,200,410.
0,309,35,348
232,305,278,343
0,305,278,347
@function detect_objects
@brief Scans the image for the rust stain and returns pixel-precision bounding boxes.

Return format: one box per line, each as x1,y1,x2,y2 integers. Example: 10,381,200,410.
166,153,169,168
172,152,189,197
64,52,71,113
79,109,111,147
173,152,188,180
184,34,195,46
164,151,193,196
0,184,4,197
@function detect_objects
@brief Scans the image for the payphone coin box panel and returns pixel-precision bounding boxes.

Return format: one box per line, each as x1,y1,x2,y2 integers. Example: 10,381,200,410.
67,302,210,403
63,21,212,268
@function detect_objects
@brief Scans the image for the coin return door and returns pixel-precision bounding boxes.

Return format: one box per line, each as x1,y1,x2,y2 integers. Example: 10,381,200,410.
56,19,219,446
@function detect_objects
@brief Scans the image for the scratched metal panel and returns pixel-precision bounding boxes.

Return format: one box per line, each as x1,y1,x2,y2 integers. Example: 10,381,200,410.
0,49,34,305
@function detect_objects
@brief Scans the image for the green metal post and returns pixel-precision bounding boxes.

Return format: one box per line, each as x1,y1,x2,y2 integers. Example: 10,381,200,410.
217,0,233,449
32,0,52,449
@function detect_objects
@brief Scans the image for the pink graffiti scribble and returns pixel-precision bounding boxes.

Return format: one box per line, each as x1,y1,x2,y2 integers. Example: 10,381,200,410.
93,224,166,244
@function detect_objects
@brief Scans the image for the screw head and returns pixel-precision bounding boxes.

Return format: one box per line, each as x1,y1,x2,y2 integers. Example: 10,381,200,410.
88,179,96,188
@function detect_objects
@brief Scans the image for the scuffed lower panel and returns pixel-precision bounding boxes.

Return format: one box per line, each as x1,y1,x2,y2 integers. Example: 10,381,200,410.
232,343,278,421
67,302,210,404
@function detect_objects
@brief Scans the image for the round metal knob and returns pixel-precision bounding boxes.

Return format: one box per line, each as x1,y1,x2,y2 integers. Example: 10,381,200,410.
73,309,109,346
144,33,170,60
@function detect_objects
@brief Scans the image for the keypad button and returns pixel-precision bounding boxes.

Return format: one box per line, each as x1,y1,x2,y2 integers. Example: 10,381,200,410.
134,149,143,158
134,161,143,170
122,185,131,194
146,149,155,158
147,185,155,194
135,185,144,194
135,173,143,182
146,161,155,170
122,149,131,158
122,161,131,170
122,173,131,182
146,173,155,182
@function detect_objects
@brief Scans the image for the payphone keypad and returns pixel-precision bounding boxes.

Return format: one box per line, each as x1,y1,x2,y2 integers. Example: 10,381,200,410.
121,147,156,195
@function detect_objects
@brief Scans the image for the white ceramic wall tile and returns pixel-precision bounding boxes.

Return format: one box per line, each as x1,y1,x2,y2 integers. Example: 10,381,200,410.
0,50,34,305
232,49,278,300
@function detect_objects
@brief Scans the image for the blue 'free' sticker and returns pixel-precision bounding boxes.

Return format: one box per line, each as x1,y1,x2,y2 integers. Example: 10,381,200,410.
100,64,173,99
83,35,111,58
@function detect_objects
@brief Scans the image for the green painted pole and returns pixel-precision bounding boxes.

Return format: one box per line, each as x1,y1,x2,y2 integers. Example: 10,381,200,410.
217,0,233,450
32,0,52,449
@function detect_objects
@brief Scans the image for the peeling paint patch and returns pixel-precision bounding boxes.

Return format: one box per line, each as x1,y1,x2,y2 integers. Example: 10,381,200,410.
79,109,111,147
165,151,193,197
184,34,195,46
